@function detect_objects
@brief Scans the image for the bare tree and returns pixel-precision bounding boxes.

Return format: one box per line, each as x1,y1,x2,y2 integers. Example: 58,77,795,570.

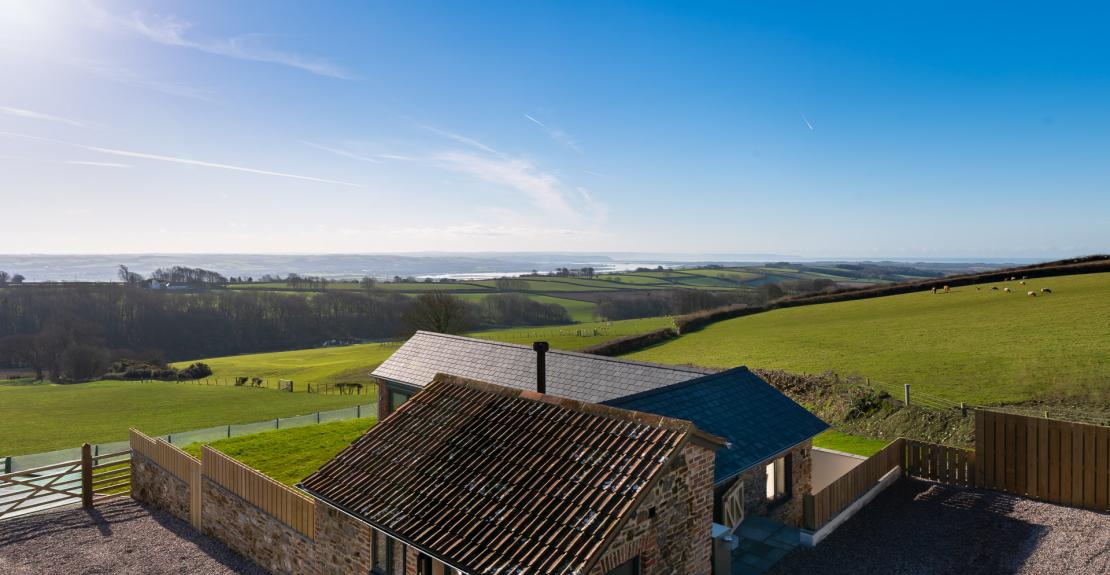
403,292,473,334
11,274,24,284
0,271,8,286
117,265,143,284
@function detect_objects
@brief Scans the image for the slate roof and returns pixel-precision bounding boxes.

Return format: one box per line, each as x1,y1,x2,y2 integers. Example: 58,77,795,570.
604,367,829,483
371,331,715,403
300,375,719,575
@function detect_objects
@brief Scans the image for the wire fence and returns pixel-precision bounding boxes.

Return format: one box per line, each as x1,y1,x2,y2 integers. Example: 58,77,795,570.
147,377,377,396
2,402,376,474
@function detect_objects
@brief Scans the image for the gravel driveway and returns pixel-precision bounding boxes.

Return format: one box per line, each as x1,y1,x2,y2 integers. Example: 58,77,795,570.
769,478,1110,575
0,499,266,575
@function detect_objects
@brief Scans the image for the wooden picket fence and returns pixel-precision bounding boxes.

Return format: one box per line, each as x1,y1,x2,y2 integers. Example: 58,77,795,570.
975,410,1109,511
804,438,904,530
203,446,316,538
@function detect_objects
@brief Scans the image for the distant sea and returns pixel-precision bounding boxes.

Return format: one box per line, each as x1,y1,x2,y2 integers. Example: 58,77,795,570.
0,253,1041,282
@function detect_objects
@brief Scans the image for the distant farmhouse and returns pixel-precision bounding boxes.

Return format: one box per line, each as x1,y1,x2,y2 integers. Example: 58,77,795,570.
371,333,825,526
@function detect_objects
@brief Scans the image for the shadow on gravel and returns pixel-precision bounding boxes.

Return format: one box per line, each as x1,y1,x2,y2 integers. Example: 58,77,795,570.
0,499,266,575
768,479,1047,575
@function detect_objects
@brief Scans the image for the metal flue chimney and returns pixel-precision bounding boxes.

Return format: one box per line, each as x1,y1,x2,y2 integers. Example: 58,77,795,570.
532,341,549,394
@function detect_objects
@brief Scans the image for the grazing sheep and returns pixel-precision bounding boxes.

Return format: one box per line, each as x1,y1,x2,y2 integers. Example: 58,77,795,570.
1004,287,1012,293
1027,291,1036,297
1041,287,1052,293
1010,276,1017,281
1020,280,1026,285
944,285,951,293
991,286,1000,291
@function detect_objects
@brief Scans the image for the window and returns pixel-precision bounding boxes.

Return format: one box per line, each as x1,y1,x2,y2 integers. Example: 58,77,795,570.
385,538,394,574
417,554,433,575
370,530,381,573
605,557,640,575
390,390,411,411
765,454,793,505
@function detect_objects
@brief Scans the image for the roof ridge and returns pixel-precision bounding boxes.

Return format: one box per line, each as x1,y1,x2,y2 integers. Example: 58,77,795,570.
603,366,752,406
411,330,715,375
432,374,713,438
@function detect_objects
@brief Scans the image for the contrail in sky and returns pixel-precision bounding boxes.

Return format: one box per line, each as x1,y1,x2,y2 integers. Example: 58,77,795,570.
801,112,814,131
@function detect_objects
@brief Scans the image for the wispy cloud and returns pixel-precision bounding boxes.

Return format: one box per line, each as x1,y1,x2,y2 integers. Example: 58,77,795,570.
74,60,214,102
0,106,84,127
420,126,498,154
65,160,131,168
121,12,352,79
0,132,364,188
523,113,581,153
422,127,605,225
801,112,814,131
302,141,382,164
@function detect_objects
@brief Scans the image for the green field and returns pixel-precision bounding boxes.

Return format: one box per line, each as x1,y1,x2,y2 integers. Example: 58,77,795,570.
628,272,1110,406
811,430,891,456
183,418,374,486
173,316,674,391
0,380,370,456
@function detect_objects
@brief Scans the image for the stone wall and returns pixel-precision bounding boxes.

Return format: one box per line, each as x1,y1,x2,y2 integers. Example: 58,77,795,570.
130,452,191,524
314,502,374,575
591,442,716,575
202,479,315,575
728,440,813,528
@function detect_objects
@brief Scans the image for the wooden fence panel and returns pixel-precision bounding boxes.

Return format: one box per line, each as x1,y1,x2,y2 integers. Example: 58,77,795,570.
129,429,202,529
201,446,315,539
804,438,904,530
903,440,975,487
972,411,1109,512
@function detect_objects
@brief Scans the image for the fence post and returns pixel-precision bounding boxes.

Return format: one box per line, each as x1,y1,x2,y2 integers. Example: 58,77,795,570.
227,425,232,438
357,404,361,418
2,455,10,474
904,384,911,407
81,443,93,508
316,411,321,424
275,418,280,430
960,402,967,417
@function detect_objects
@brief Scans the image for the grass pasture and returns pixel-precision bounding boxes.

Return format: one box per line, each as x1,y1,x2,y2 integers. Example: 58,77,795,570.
0,379,370,456
628,272,1110,406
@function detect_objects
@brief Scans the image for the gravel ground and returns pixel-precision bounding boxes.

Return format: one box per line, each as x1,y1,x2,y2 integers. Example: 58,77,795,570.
0,499,267,575
769,478,1110,575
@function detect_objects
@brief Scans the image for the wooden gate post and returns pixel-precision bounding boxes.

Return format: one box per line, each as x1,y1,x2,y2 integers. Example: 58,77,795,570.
80,443,93,508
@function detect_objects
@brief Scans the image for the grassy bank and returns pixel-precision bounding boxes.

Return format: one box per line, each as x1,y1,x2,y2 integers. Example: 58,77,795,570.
182,418,374,486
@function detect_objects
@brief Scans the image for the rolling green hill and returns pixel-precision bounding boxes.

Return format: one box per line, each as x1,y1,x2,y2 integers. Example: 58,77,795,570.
627,272,1110,407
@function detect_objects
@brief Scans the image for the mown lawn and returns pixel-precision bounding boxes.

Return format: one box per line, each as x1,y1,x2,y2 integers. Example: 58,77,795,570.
0,380,371,456
182,418,374,486
812,430,891,457
628,272,1110,406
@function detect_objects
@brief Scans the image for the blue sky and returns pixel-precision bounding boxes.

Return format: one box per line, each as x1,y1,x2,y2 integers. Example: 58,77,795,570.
1,1,1108,257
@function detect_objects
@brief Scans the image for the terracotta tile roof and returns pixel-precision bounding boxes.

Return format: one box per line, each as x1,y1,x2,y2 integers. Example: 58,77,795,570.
371,331,714,403
604,367,829,482
300,375,718,575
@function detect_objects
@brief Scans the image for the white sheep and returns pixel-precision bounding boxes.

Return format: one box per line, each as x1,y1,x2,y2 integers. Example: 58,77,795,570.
1041,287,1052,293
1004,287,1012,293
1027,291,1036,297
1020,280,1026,285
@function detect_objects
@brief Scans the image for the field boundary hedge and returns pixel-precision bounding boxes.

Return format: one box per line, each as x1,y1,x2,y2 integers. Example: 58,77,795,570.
588,255,1110,355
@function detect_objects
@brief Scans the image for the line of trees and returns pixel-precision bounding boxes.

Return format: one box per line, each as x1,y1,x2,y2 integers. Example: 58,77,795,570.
0,285,572,381
0,271,26,286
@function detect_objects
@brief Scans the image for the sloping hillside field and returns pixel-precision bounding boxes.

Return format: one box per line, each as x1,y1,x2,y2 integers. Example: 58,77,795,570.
628,272,1110,406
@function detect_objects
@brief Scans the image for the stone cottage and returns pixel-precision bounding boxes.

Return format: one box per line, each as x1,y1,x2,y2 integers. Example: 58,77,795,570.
299,374,726,575
369,332,828,528
604,367,828,528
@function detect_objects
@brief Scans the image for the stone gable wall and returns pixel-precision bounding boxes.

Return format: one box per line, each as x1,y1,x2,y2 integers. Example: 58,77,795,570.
592,442,716,575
